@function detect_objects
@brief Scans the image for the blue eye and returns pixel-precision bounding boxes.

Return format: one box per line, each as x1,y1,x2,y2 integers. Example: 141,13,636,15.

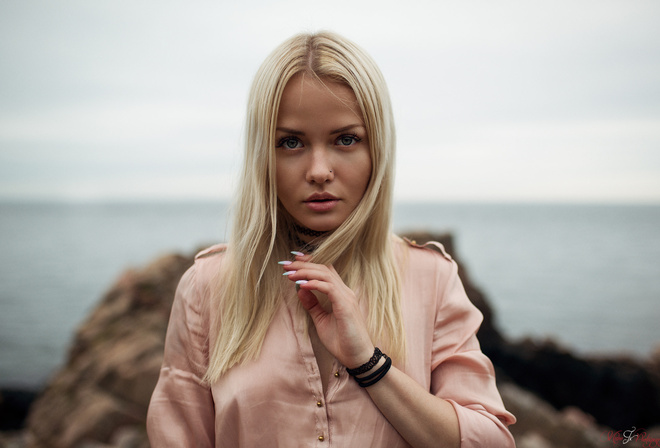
337,134,361,146
277,137,303,149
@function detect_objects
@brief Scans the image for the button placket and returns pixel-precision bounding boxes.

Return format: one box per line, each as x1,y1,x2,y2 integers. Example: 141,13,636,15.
309,365,329,445
284,298,331,447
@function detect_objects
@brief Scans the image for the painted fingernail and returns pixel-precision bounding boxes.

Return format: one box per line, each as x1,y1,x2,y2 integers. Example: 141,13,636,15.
295,280,308,285
291,251,305,256
282,270,296,276
278,260,292,265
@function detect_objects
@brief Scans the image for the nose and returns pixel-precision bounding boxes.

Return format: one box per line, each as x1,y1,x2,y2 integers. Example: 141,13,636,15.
305,148,334,184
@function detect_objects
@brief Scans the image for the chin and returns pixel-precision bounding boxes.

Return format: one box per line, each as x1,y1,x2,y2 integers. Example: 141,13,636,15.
306,223,337,233
299,217,341,233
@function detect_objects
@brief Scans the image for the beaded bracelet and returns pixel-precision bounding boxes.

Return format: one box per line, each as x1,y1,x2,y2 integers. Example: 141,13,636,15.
346,347,383,376
354,355,392,388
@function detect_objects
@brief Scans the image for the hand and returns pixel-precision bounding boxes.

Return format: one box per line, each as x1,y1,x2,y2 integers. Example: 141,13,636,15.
281,252,374,369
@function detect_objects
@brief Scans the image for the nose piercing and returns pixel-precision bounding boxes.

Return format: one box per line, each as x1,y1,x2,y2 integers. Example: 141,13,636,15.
329,170,333,173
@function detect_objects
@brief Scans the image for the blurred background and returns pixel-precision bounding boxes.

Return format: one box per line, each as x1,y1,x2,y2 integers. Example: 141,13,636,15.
1,0,659,392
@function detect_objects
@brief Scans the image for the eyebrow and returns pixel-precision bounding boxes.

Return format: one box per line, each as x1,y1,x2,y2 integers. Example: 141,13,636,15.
275,124,365,136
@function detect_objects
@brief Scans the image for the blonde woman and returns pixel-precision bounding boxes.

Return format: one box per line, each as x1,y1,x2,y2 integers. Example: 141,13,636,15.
147,31,516,447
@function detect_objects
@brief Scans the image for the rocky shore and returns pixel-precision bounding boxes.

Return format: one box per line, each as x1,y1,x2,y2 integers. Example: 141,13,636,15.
2,232,659,447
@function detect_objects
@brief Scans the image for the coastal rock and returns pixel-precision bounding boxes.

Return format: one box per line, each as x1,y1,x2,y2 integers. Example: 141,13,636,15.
499,381,610,447
22,253,193,448
0,389,37,432
489,337,660,430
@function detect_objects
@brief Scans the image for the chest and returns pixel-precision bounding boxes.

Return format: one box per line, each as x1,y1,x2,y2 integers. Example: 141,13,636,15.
309,324,336,394
207,289,432,447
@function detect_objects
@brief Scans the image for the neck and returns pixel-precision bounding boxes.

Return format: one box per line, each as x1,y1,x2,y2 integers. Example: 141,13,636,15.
291,222,329,253
293,222,329,239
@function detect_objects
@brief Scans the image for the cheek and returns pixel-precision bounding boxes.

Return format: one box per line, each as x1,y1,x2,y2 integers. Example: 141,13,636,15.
275,161,288,201
275,159,301,209
356,155,373,193
275,158,290,185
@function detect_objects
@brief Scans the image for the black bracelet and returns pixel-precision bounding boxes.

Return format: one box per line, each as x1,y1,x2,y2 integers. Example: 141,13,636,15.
354,355,392,388
346,347,383,376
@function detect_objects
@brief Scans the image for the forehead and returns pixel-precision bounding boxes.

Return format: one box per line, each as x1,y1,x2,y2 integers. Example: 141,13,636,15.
277,73,362,124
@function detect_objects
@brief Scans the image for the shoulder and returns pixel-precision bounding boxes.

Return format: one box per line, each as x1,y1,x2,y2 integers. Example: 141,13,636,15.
400,236,453,261
393,235,455,272
393,235,460,300
193,243,228,273
194,243,228,260
177,243,228,301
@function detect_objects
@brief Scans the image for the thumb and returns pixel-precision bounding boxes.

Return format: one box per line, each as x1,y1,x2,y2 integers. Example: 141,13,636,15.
297,287,319,312
297,288,328,322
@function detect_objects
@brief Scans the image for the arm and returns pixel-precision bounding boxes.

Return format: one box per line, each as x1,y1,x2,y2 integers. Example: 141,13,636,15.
146,265,215,447
283,252,514,448
284,254,459,447
428,257,516,447
362,360,461,447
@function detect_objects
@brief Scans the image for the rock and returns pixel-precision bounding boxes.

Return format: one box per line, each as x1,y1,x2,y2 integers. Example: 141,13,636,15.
500,381,609,447
0,389,38,431
489,337,660,430
515,433,554,448
0,431,27,448
23,253,193,448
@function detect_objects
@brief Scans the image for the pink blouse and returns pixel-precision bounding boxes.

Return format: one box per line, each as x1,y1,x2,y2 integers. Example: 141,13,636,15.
147,238,516,447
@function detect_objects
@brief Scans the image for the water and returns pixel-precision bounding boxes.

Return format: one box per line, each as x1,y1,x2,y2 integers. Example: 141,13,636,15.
394,203,660,358
1,201,658,388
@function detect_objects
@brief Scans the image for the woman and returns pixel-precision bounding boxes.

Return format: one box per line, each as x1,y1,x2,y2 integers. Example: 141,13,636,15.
147,31,516,447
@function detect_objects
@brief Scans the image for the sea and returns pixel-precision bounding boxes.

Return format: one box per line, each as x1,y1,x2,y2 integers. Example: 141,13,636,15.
1,201,659,389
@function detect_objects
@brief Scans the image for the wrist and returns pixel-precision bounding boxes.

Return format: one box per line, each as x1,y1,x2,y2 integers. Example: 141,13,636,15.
355,356,386,378
346,347,392,387
346,347,382,376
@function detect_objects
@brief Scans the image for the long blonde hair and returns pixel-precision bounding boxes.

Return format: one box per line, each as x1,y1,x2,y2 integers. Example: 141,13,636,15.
204,31,403,383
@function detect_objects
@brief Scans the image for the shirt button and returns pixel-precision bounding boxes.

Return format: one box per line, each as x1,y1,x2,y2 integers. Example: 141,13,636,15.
318,435,325,442
316,400,323,407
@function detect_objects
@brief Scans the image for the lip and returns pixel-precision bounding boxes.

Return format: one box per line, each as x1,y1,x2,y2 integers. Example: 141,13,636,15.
304,192,339,212
305,192,339,202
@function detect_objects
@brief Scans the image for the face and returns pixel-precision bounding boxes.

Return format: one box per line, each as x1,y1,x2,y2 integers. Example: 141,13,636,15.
275,73,372,233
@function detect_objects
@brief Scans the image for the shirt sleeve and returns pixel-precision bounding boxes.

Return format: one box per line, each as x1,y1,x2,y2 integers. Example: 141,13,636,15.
429,255,516,447
146,264,215,447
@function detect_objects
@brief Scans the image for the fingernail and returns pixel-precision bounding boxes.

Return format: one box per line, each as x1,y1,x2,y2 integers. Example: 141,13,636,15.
291,251,305,256
278,260,292,265
295,280,308,285
282,271,296,276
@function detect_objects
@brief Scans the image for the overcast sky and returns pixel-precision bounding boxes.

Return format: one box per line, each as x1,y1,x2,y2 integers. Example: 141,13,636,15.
1,0,659,202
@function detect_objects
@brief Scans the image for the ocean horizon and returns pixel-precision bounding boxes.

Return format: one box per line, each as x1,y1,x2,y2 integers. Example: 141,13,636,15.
1,200,659,388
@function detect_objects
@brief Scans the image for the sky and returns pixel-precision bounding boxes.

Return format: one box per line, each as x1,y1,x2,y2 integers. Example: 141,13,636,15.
0,0,659,203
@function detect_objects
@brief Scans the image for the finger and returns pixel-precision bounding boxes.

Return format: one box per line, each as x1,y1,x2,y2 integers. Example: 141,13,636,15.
291,251,313,262
297,279,359,321
295,280,341,309
284,267,333,284
297,278,333,296
279,254,317,275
